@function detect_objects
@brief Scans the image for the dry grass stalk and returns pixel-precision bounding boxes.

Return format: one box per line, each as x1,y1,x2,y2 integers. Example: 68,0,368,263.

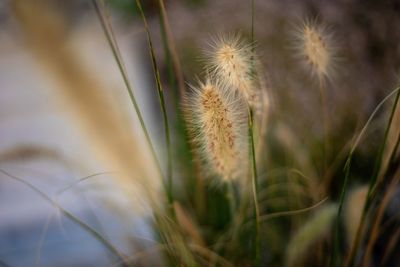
12,0,160,207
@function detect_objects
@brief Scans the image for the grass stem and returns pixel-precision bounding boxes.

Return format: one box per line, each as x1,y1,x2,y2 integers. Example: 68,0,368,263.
331,86,400,267
346,87,400,267
249,108,261,267
0,169,131,267
91,0,166,193
250,1,261,266
135,0,174,209
319,78,329,182
157,0,186,99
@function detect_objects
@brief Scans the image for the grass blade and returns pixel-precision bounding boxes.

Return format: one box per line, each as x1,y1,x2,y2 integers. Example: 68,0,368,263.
56,172,114,195
331,86,400,267
157,0,186,99
0,169,131,267
249,108,261,267
259,197,328,223
250,1,261,266
346,87,400,267
91,0,166,193
134,0,174,208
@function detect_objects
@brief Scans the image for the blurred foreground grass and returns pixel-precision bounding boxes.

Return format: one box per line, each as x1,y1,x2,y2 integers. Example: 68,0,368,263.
0,0,399,266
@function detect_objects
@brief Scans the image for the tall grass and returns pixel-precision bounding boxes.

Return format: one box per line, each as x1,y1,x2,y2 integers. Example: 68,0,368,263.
6,0,400,266
134,0,174,208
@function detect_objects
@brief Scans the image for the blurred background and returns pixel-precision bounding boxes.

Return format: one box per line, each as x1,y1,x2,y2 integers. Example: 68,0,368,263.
0,0,399,266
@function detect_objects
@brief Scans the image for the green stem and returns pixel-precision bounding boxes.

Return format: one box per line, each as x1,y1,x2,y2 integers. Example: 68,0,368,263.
157,0,186,98
91,0,166,192
331,157,351,267
158,3,177,101
368,89,400,197
319,78,329,179
347,88,400,267
249,108,261,267
135,0,174,208
331,87,400,267
251,0,255,44
388,132,400,165
226,181,237,220
250,1,260,266
156,0,178,206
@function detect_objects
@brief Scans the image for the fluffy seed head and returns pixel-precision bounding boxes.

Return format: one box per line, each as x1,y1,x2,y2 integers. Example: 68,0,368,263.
204,34,271,162
206,35,260,109
293,20,335,80
184,79,248,181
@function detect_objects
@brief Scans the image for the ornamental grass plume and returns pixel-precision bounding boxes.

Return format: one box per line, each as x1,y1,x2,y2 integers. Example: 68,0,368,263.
293,19,335,81
184,79,248,181
205,34,270,161
205,34,265,112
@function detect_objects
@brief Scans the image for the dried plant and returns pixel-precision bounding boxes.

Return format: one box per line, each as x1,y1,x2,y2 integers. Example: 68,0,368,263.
293,19,336,81
3,1,400,267
184,78,248,181
205,35,264,111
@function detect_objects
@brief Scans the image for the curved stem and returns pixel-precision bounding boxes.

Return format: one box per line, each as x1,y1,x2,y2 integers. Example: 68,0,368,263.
250,1,261,266
91,0,167,195
135,0,174,212
249,107,261,267
319,78,329,185
346,88,400,267
331,87,400,267
0,169,131,267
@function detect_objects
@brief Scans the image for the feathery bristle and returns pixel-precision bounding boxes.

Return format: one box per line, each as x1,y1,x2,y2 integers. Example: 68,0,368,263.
205,35,260,109
184,79,248,181
293,20,335,80
204,34,271,166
